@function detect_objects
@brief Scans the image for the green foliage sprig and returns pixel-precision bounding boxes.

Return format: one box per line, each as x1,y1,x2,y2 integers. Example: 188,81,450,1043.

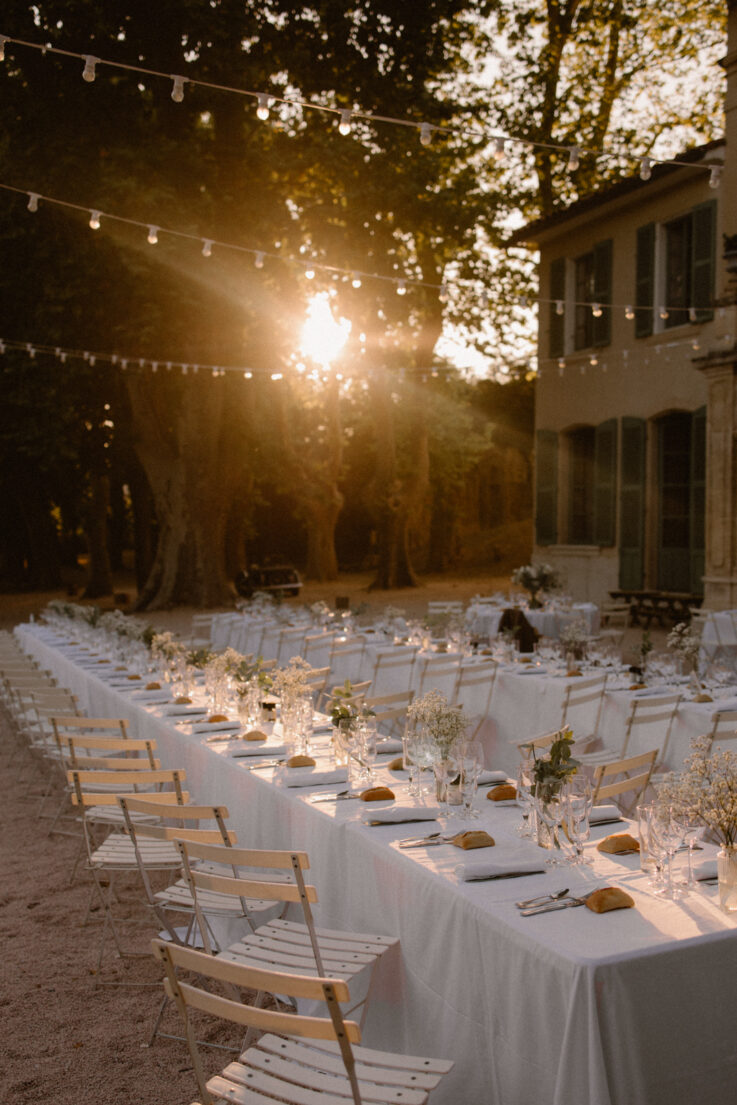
528,728,579,799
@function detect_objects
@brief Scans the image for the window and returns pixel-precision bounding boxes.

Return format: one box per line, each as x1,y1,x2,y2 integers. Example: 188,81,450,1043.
537,421,617,549
548,240,612,357
635,200,715,337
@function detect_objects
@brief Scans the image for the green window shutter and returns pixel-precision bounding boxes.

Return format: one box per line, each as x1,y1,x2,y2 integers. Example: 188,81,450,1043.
548,257,565,358
592,239,612,347
594,418,617,546
619,417,646,589
536,429,558,546
690,406,706,595
691,200,716,322
635,223,655,338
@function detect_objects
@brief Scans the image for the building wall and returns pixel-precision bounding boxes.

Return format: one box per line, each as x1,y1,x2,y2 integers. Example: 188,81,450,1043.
531,155,722,606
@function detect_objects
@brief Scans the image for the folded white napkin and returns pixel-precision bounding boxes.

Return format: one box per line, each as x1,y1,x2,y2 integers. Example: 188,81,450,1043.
132,691,172,704
231,742,287,757
712,697,737,712
376,738,404,753
694,859,718,881
360,805,440,825
633,685,668,698
162,703,208,716
278,767,348,788
457,858,546,882
478,770,508,785
192,719,242,734
589,805,622,824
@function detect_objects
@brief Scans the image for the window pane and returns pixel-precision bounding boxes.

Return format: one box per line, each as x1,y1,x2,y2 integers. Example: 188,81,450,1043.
665,215,691,328
574,253,594,350
568,427,595,543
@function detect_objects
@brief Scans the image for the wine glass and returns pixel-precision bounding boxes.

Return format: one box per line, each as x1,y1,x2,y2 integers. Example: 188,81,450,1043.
649,804,686,899
533,782,566,865
561,776,593,865
433,749,461,819
458,741,483,821
515,758,535,838
676,809,704,890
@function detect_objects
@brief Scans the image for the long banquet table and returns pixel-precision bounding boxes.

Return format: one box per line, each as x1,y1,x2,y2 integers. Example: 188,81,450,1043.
17,622,737,1105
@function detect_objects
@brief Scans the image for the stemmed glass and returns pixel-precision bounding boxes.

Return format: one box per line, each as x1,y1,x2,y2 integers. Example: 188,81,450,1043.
561,776,593,865
649,804,686,899
458,741,483,821
516,758,535,838
677,809,704,890
434,749,462,819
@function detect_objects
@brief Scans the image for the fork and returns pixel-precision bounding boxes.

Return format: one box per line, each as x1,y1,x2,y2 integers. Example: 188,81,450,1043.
398,833,456,849
520,890,598,916
515,887,569,910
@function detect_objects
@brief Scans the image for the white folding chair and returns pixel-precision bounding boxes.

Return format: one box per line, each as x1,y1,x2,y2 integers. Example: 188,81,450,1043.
414,655,461,700
591,749,659,815
329,638,368,685
302,631,338,669
579,691,682,773
559,672,608,746
175,839,399,1028
277,625,308,665
152,939,452,1105
370,646,420,697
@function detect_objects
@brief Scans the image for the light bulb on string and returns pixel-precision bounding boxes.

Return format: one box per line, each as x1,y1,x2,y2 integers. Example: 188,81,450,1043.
479,290,489,309
244,371,252,379
201,239,213,257
151,361,158,372
555,300,564,316
271,372,283,381
591,302,602,318
709,165,721,189
640,156,652,181
689,307,698,323
589,354,598,367
89,355,96,366
419,122,433,147
396,279,407,295
147,225,159,245
351,273,362,288
28,346,36,359
338,109,352,136
181,364,188,374
558,358,565,374
89,209,101,230
256,93,270,121
493,136,505,161
625,305,635,320
82,55,98,82
439,284,449,303
254,251,265,268
659,306,669,320
0,36,8,62
692,338,701,351
170,75,186,103
304,267,315,280
60,351,67,363
27,193,39,212
567,145,580,172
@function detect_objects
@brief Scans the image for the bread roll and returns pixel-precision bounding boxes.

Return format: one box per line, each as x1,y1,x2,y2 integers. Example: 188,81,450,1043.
487,784,517,802
596,832,640,854
359,786,395,802
451,830,495,850
286,755,316,767
244,728,268,741
585,886,635,913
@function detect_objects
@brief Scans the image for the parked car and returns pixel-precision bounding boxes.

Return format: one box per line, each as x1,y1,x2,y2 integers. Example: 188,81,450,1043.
234,564,303,599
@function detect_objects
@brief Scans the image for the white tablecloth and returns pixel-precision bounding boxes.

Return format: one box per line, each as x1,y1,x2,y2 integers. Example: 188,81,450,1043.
466,603,600,641
17,623,737,1105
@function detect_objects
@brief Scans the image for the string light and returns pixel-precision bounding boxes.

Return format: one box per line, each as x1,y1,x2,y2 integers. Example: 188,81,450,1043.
256,93,270,121
589,354,598,367
659,305,669,320
170,74,186,102
555,300,564,315
254,251,265,268
271,372,283,380
396,279,407,295
689,307,698,323
591,302,602,318
338,109,352,136
201,238,212,257
709,165,721,188
304,267,315,280
147,225,159,244
567,146,580,172
493,137,505,161
625,305,635,320
419,122,433,147
27,192,39,212
0,36,8,61
82,55,98,83
351,273,362,288
439,284,449,303
89,209,101,229
640,156,652,181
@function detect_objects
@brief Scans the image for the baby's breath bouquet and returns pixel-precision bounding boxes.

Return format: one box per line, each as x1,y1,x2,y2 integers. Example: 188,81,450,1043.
559,617,589,661
151,630,187,664
657,736,737,849
408,690,468,759
270,656,315,706
667,622,701,671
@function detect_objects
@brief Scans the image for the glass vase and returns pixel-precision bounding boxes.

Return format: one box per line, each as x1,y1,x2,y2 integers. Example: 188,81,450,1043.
718,846,737,912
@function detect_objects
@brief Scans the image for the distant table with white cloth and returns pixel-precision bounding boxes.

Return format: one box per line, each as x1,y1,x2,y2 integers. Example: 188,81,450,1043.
16,622,737,1105
466,602,600,641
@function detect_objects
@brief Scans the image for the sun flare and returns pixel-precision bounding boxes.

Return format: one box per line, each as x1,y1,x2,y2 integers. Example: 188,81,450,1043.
300,294,351,368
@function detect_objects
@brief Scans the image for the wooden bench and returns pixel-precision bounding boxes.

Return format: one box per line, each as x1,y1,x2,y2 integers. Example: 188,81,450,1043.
608,590,702,628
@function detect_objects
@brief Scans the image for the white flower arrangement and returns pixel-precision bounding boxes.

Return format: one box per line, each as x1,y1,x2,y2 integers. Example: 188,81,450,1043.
310,600,332,618
657,735,737,848
407,690,468,759
667,622,701,668
151,630,187,663
205,647,248,682
511,563,559,594
559,618,589,650
270,656,315,705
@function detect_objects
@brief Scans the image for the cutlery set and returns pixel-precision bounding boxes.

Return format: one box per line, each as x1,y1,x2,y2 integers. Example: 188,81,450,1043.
514,888,598,916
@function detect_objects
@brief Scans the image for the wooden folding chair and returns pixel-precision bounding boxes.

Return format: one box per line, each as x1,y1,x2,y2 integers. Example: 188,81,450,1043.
69,768,189,970
364,690,415,740
516,728,563,759
592,749,659,815
370,647,419,698
152,939,452,1105
452,660,498,736
579,691,681,771
559,672,608,746
175,839,399,1029
415,655,461,700
706,709,737,751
